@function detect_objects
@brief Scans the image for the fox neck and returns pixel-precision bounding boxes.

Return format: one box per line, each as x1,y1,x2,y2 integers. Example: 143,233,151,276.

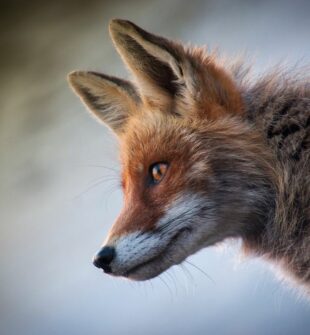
242,79,310,287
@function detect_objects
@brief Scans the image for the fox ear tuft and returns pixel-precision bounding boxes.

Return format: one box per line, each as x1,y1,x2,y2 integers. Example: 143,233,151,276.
68,71,140,134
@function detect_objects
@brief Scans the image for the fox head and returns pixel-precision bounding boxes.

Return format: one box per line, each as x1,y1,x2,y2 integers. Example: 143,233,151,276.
68,19,275,280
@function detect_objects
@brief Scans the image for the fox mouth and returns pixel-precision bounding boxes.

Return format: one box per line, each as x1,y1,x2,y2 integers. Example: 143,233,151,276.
122,227,192,280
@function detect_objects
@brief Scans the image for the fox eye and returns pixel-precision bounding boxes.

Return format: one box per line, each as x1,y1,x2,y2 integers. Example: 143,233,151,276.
149,162,168,184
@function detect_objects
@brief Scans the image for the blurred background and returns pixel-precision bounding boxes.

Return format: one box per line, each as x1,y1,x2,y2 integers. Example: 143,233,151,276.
1,0,310,334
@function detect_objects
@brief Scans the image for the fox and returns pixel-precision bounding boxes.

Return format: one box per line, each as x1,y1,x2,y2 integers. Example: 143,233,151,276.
68,19,310,293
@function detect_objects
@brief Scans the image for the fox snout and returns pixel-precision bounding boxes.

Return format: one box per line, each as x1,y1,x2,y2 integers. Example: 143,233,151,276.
91,192,223,281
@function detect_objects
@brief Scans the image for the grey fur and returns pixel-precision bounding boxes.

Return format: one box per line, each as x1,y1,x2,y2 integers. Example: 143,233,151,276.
239,68,310,290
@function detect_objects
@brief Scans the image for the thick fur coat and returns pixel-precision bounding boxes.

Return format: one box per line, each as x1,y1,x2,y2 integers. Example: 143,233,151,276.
68,19,309,294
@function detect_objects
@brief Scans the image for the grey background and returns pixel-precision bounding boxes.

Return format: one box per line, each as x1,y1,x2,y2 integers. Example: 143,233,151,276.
1,0,310,334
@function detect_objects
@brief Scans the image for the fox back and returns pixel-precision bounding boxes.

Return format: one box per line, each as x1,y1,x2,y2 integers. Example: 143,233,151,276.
68,19,310,294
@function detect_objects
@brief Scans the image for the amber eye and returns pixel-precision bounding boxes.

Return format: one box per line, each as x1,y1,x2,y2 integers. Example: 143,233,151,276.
149,162,168,184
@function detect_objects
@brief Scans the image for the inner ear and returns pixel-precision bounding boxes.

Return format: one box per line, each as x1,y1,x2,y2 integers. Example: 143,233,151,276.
119,34,179,96
68,71,140,135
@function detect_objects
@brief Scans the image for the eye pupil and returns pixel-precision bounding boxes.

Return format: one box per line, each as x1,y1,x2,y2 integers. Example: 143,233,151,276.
150,162,168,184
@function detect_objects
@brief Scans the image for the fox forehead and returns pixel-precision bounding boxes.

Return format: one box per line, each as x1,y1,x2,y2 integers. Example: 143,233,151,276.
119,109,199,167
117,108,216,201
119,116,188,186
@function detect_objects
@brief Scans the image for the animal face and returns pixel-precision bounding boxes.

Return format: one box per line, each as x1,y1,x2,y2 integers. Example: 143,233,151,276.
68,19,274,280
103,113,216,280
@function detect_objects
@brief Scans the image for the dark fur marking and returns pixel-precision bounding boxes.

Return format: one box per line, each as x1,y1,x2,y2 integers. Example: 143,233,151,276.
291,138,308,161
267,98,297,139
272,123,301,138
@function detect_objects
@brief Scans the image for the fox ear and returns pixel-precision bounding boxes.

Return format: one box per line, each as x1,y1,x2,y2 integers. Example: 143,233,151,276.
109,19,188,108
68,71,140,134
109,19,243,117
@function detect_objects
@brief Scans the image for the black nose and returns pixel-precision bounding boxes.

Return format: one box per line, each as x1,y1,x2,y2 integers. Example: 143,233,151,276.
93,246,115,273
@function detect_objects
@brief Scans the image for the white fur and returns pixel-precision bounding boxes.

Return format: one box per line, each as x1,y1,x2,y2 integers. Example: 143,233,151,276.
112,231,164,273
106,193,221,279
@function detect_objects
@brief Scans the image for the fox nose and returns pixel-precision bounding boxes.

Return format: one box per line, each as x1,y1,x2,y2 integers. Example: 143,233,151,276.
93,246,115,273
